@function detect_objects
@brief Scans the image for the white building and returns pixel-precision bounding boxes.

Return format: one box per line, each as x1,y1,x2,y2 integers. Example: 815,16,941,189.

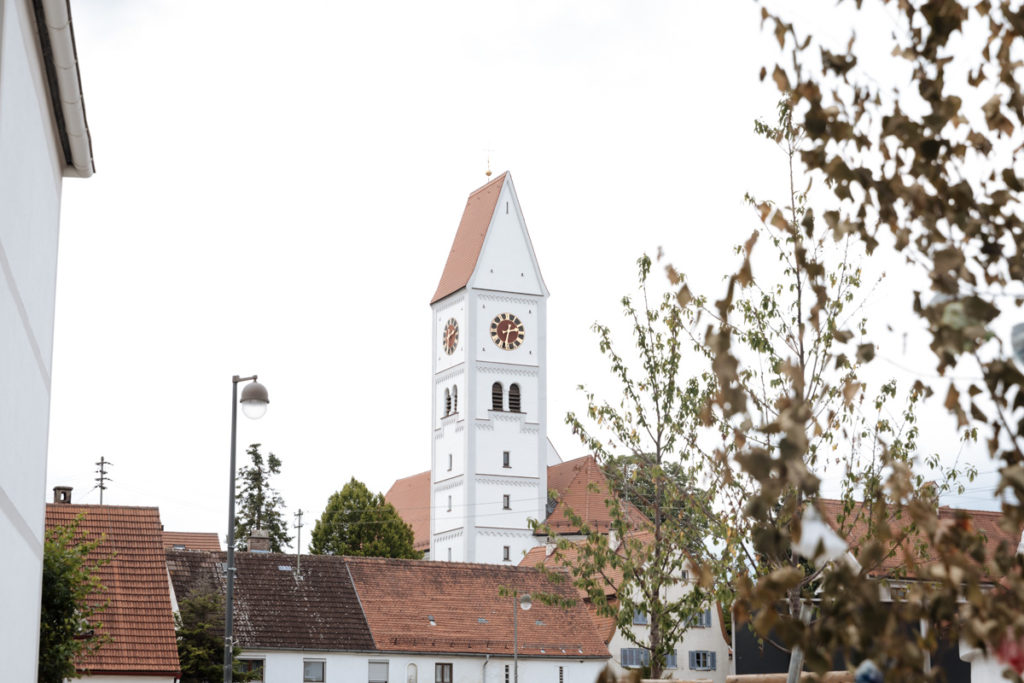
429,171,552,565
0,0,94,679
166,548,610,683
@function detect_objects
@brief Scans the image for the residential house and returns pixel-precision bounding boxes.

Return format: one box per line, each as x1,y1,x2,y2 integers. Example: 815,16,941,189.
45,495,181,682
734,498,1022,682
166,548,610,683
0,0,94,678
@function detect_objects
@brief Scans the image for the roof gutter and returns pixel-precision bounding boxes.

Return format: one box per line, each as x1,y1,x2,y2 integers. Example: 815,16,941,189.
31,0,94,177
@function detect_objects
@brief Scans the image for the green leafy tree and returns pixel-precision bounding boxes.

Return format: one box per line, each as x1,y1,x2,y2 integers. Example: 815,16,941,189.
175,585,252,683
309,478,421,559
38,517,109,683
536,256,725,679
235,443,291,552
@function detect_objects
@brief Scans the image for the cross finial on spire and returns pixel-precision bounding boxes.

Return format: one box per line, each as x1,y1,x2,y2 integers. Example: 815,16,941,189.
484,149,494,178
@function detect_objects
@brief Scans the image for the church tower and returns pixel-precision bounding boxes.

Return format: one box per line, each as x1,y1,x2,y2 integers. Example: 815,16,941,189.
429,172,549,564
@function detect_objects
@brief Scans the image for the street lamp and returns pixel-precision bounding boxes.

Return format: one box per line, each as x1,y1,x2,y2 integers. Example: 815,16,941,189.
224,375,269,683
513,592,531,683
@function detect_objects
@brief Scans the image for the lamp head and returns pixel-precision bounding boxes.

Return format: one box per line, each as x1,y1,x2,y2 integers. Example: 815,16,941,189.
240,380,269,420
519,594,532,611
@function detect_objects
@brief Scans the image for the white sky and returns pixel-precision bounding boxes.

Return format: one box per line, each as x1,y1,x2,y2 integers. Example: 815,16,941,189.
46,1,1005,551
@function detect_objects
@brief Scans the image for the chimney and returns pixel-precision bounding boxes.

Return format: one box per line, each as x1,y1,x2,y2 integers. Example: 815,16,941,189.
53,486,73,504
248,529,271,553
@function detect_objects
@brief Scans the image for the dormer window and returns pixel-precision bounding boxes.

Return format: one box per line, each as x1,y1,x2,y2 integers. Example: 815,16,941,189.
508,384,521,412
492,382,503,411
444,388,451,416
451,385,458,413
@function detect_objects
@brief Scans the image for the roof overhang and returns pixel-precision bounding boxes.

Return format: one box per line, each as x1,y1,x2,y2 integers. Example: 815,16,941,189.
33,0,94,177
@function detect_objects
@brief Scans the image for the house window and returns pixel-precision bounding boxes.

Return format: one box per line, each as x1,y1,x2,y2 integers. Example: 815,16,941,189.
444,388,451,416
502,494,510,509
508,383,521,412
889,583,908,601
238,659,264,682
447,495,452,512
633,609,648,625
492,382,503,410
665,651,678,668
620,648,650,668
447,453,452,471
452,385,458,413
503,545,511,561
369,659,389,682
435,663,453,683
689,650,716,671
695,607,712,628
303,659,326,682
502,451,510,468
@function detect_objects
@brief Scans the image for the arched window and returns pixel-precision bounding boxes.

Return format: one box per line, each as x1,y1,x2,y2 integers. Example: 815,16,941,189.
492,382,503,411
452,385,458,413
407,664,418,683
508,384,521,412
444,388,451,416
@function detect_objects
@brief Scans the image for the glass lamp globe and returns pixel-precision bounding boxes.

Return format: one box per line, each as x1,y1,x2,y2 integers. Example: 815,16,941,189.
519,594,532,611
240,380,269,420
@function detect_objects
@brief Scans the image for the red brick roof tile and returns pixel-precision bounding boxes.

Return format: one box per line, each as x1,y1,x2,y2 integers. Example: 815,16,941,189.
345,556,609,658
541,456,650,535
384,471,431,551
431,173,507,303
163,531,221,552
817,498,1020,581
45,504,180,677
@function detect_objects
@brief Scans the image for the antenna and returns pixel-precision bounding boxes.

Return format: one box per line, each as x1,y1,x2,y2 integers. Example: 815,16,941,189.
95,457,113,505
294,509,304,575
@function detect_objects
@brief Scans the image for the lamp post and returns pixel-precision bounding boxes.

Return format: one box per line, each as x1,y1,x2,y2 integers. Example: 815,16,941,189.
224,375,269,683
513,592,531,683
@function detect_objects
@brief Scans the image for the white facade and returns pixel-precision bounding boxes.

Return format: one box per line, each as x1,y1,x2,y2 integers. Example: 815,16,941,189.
0,0,92,680
430,176,549,565
238,649,605,683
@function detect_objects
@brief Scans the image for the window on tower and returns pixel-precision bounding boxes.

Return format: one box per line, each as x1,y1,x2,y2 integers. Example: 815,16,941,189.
452,385,458,413
502,494,510,510
502,451,510,468
492,382,503,411
447,453,452,471
444,388,451,416
503,545,511,562
447,495,452,512
508,384,521,412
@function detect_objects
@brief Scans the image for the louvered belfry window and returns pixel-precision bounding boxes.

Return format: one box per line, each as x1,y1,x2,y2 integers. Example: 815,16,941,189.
492,382,503,411
444,388,451,416
508,383,521,412
451,385,458,413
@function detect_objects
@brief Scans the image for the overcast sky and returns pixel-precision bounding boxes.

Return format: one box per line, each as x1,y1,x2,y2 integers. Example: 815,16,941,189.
45,1,1005,550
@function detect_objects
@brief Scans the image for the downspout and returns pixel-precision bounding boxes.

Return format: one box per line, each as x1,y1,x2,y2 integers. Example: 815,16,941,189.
482,653,490,682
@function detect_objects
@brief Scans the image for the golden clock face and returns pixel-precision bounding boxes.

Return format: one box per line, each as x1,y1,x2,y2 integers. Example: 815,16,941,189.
490,313,524,350
442,318,459,355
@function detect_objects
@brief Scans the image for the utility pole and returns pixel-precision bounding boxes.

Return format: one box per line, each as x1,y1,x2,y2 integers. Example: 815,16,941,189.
95,457,113,505
294,509,304,575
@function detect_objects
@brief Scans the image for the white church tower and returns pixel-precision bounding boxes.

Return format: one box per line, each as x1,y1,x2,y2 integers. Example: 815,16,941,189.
429,172,549,564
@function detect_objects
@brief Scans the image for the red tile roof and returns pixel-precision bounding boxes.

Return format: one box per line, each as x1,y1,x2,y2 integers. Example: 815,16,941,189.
384,470,431,551
541,456,649,535
166,550,375,652
163,531,221,552
345,556,610,658
45,504,181,677
431,172,507,303
817,498,1020,581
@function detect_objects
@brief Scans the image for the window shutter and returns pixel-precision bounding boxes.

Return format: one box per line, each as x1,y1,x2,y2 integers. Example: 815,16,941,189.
710,652,717,670
689,651,696,669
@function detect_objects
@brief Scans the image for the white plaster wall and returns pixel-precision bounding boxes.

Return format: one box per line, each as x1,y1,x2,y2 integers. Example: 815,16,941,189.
433,294,466,374
0,0,66,680
471,183,545,297
77,677,176,683
240,649,605,683
474,294,542,367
